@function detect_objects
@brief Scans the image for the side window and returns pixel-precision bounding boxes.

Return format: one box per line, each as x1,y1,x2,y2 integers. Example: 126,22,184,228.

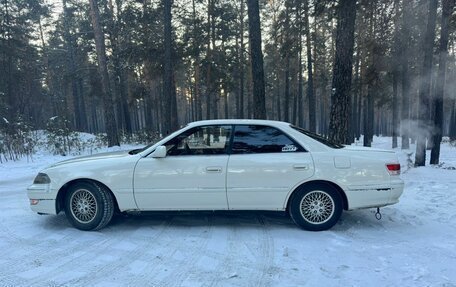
231,125,302,154
165,125,231,156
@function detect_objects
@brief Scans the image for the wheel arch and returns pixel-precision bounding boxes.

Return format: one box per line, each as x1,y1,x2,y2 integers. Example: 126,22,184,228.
286,180,349,212
56,179,120,214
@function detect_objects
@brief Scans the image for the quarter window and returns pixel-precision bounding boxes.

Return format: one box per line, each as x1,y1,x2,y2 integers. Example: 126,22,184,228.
165,125,231,156
231,125,303,154
290,125,344,149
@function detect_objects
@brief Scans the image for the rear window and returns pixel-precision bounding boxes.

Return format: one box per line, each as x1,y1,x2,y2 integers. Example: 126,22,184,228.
291,125,344,149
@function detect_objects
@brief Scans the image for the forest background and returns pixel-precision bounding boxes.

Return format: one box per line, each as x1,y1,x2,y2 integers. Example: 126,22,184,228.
0,0,455,166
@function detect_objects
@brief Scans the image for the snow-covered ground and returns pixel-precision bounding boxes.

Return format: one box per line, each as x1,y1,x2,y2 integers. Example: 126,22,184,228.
1,138,455,287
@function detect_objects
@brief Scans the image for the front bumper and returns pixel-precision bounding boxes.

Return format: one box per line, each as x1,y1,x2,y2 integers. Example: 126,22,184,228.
27,184,58,215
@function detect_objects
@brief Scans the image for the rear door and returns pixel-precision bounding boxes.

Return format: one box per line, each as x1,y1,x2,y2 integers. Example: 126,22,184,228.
226,125,315,210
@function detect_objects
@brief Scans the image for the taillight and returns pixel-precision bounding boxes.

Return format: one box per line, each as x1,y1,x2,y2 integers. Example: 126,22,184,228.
386,164,401,175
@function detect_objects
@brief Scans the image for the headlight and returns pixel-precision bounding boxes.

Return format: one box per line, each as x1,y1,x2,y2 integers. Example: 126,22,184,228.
33,173,51,184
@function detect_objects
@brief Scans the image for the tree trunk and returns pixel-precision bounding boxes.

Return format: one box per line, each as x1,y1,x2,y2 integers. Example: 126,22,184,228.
363,1,376,147
353,42,361,141
210,3,218,119
391,0,401,148
283,2,290,122
415,0,438,166
223,83,229,118
297,35,303,126
304,0,315,132
4,0,14,122
284,59,290,122
106,0,132,134
292,85,297,124
400,0,413,149
357,8,368,142
246,0,266,119
163,0,179,133
450,103,456,141
328,0,357,144
365,79,374,147
116,0,132,133
297,47,303,126
191,0,200,121
88,0,119,146
239,3,245,119
430,0,455,164
205,0,213,120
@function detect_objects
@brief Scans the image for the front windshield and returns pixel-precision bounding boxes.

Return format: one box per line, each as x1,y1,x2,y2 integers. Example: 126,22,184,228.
291,125,344,149
128,136,166,155
128,125,189,155
129,143,156,155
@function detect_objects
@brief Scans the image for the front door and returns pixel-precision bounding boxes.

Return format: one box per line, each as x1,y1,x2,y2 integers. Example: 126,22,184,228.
133,125,232,210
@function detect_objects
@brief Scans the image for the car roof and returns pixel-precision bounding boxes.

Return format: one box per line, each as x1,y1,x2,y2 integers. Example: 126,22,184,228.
186,119,291,128
140,119,331,156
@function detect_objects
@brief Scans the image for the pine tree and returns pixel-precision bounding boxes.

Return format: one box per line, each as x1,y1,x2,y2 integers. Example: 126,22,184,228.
163,0,178,134
415,0,438,166
328,0,357,144
246,0,266,119
430,0,455,164
89,0,119,147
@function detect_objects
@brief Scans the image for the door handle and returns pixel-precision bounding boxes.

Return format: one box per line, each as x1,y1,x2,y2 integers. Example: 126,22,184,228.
206,166,222,173
293,164,309,170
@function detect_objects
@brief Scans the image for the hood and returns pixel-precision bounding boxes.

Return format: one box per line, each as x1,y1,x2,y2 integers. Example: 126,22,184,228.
48,150,131,168
342,145,395,153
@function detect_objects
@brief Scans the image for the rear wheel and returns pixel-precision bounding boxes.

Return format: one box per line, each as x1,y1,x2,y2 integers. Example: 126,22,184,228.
64,181,114,231
289,183,343,231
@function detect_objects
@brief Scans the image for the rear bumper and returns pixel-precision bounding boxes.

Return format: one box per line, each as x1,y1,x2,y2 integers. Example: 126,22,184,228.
389,182,405,205
346,180,404,210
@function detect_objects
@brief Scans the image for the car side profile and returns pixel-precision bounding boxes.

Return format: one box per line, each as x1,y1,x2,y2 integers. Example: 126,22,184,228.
27,120,404,231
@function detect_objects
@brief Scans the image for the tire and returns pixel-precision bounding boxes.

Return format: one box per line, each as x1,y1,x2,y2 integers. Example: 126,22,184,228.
289,183,343,231
64,181,114,231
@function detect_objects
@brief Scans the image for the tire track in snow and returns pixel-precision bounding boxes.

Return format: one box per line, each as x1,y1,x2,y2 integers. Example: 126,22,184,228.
152,215,214,287
95,215,195,286
6,214,155,286
205,213,275,287
3,212,276,287
78,213,215,287
1,236,112,286
254,215,275,287
0,214,96,279
66,215,175,286
19,234,120,286
205,220,235,287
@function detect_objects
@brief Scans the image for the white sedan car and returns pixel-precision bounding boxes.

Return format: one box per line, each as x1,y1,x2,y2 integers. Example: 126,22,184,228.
27,120,404,231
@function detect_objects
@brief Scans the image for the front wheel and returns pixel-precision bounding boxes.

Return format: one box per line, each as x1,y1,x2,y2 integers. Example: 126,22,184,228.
64,181,114,231
289,183,343,231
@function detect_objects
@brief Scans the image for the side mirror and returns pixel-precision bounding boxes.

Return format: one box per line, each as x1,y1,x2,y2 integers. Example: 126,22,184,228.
151,145,167,158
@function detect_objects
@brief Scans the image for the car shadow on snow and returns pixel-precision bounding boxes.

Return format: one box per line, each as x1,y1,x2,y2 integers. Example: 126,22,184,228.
39,213,73,231
108,210,296,230
35,210,296,232
38,208,409,232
